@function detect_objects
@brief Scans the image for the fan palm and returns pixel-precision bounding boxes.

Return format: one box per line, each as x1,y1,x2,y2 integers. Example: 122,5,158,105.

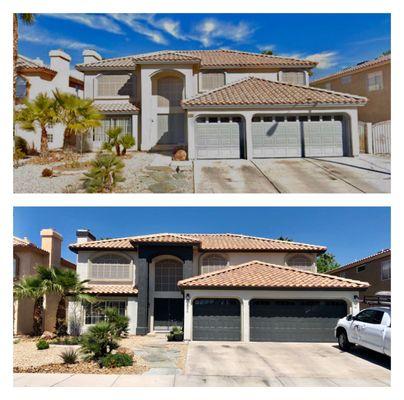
14,93,57,154
13,275,46,336
13,14,35,100
53,90,103,150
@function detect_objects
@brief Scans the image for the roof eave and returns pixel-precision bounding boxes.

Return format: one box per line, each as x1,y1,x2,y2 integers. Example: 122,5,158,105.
183,102,366,110
178,285,369,291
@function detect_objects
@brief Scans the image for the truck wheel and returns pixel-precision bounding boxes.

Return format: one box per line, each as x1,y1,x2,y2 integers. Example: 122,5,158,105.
337,331,352,351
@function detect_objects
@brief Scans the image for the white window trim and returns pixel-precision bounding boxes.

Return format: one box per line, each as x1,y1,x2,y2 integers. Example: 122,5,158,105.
367,70,383,92
200,253,229,274
381,259,391,281
88,253,134,282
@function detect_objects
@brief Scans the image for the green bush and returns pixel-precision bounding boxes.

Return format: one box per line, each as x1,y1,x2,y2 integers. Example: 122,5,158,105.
105,308,129,337
60,348,78,364
14,136,29,155
50,336,81,345
100,353,133,368
119,134,135,155
80,321,120,361
166,333,175,342
36,339,49,350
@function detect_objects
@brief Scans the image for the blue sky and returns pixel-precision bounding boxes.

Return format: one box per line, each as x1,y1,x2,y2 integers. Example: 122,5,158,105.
14,207,390,265
18,14,390,78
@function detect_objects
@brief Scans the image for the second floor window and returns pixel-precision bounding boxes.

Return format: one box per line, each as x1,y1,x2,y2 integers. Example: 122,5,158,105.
381,260,391,280
201,254,228,274
201,71,225,91
155,259,183,291
97,74,134,97
89,254,132,281
282,71,306,85
341,75,352,85
287,255,313,269
16,76,28,100
367,71,383,91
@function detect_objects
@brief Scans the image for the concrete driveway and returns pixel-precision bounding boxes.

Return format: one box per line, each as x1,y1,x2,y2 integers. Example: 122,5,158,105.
184,342,390,386
194,155,390,193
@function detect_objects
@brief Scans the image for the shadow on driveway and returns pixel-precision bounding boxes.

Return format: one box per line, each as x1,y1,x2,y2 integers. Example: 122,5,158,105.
332,345,391,370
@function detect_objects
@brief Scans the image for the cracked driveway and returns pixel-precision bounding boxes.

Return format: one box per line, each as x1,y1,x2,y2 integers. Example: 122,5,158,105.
184,342,390,386
194,155,390,193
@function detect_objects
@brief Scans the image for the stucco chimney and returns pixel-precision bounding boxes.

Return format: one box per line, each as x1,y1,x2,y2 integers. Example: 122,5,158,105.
82,49,102,64
76,229,96,244
49,49,71,88
40,228,63,268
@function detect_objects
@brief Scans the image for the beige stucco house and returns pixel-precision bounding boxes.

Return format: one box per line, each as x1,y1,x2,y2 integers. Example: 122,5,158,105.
76,49,367,159
15,50,84,150
311,54,391,123
13,229,76,335
68,230,368,343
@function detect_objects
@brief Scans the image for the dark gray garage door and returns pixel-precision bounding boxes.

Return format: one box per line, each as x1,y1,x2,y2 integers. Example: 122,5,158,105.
193,298,241,341
250,299,347,342
252,116,301,157
195,116,243,159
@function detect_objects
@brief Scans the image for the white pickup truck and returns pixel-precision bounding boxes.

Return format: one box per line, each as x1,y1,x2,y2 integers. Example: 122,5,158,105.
335,307,391,356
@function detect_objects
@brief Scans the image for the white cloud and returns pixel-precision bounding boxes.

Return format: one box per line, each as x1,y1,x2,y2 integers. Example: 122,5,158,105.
20,26,105,52
109,14,168,45
257,44,276,52
305,51,338,69
46,14,123,35
193,18,255,47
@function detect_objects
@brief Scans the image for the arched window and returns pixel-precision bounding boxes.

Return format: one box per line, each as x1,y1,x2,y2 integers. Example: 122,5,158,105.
16,76,28,99
90,253,132,281
201,254,228,274
155,259,183,291
287,255,313,269
157,76,184,107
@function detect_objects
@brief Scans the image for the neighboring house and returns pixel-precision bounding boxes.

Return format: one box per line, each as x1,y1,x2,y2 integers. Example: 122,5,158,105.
68,230,368,342
13,229,76,335
328,249,390,309
311,54,391,123
15,50,84,150
76,49,367,159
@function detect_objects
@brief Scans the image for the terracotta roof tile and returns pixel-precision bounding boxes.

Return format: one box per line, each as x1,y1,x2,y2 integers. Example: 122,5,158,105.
312,54,391,85
182,77,367,107
76,49,317,71
16,55,56,74
94,101,139,113
13,236,48,255
84,284,138,295
328,249,391,275
69,233,326,253
178,260,369,290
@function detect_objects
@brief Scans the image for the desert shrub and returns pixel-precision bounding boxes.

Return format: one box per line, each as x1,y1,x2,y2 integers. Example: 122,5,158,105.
82,153,125,193
80,321,119,361
100,353,133,368
170,326,184,341
41,168,53,177
166,333,175,342
14,136,29,155
36,339,49,350
119,134,135,156
105,308,129,337
50,336,81,345
13,148,25,168
60,348,79,364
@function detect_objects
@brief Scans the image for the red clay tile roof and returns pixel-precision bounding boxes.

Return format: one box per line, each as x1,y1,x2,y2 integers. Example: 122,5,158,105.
16,55,57,75
69,233,326,253
13,236,48,255
311,54,391,85
328,249,391,275
60,258,76,270
94,101,139,113
178,260,369,290
76,49,317,71
83,284,138,295
182,77,367,108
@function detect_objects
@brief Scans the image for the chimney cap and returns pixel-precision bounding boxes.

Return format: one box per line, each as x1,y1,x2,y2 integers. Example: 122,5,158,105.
76,229,96,241
82,49,102,62
40,228,63,240
49,49,71,62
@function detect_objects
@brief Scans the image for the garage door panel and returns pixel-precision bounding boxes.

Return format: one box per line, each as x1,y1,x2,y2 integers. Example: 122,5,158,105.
196,120,242,159
252,121,301,158
193,298,241,341
304,120,344,157
250,299,347,342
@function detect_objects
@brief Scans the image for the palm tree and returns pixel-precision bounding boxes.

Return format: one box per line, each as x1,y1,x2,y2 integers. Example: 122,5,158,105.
35,266,94,336
103,126,123,156
53,90,103,150
14,93,57,154
13,275,46,336
13,14,36,101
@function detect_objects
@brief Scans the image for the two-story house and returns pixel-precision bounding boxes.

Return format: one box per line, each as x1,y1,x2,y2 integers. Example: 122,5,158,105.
15,50,84,150
76,49,367,160
68,230,368,343
311,54,391,124
13,229,76,335
328,249,390,309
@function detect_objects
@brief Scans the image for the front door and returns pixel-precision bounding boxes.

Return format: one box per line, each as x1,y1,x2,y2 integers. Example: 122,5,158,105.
154,298,184,330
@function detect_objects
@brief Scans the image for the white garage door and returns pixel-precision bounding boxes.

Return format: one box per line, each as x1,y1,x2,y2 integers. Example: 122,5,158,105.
252,116,301,158
303,115,344,157
195,116,243,159
252,115,346,158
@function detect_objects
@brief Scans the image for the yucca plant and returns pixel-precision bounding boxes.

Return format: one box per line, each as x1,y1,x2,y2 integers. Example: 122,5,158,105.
82,152,125,193
60,348,79,364
119,134,135,155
